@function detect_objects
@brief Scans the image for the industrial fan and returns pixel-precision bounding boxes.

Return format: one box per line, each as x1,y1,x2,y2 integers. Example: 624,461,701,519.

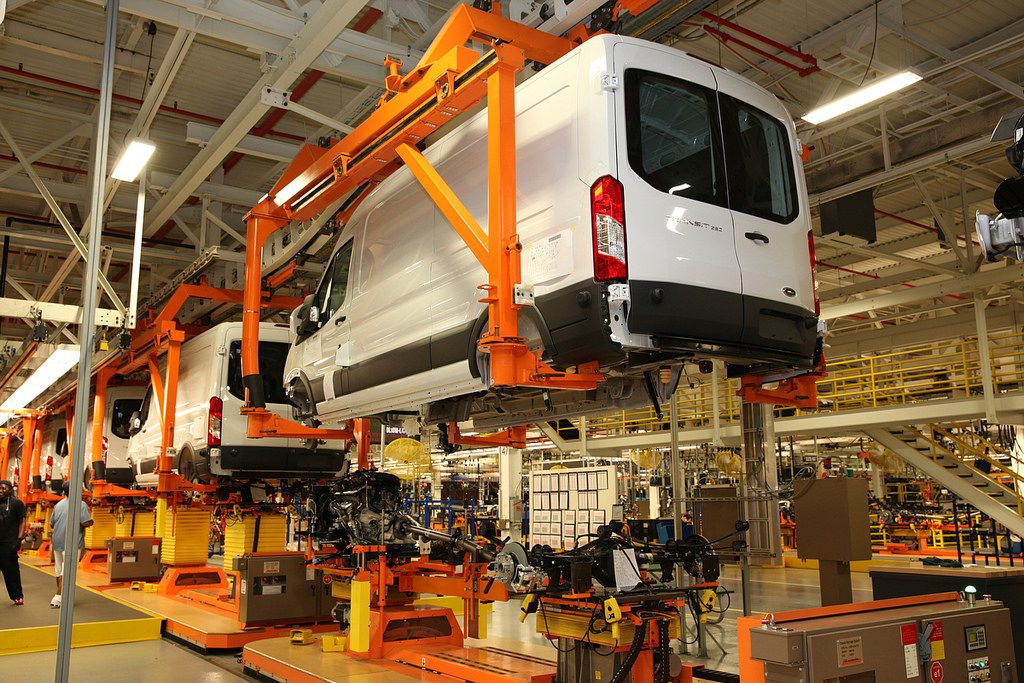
863,445,902,473
382,437,432,480
630,449,660,470
714,450,744,476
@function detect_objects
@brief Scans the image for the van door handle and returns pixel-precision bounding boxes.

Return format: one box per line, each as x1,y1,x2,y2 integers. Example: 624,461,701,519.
334,316,346,325
745,231,769,244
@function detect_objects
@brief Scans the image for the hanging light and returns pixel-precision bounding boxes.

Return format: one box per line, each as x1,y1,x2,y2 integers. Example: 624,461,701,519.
0,345,81,425
802,71,922,125
111,138,156,182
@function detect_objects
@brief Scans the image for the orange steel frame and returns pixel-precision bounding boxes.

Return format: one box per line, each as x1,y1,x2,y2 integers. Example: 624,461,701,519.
240,5,604,443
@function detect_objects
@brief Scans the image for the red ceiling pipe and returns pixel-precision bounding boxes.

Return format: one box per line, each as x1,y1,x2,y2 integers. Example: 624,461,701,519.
0,64,305,142
0,153,88,176
817,260,966,300
874,208,978,246
352,8,384,33
698,11,819,77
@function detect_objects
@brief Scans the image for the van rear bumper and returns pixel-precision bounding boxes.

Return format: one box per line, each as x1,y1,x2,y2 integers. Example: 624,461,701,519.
210,446,346,478
627,280,818,365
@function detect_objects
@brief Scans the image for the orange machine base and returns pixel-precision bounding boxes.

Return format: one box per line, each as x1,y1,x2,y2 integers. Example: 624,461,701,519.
242,637,556,683
159,565,230,596
79,548,108,576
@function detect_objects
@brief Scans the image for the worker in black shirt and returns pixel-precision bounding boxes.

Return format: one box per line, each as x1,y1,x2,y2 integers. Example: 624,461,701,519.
0,480,26,605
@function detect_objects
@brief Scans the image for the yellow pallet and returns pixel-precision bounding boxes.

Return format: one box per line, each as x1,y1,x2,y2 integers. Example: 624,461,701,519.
85,507,118,550
161,509,210,565
223,514,287,572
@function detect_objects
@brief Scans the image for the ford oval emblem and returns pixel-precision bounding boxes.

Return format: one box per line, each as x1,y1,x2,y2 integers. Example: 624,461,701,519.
782,287,797,297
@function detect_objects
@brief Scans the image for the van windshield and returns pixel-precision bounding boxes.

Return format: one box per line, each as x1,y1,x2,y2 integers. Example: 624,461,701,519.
111,398,142,439
227,340,289,404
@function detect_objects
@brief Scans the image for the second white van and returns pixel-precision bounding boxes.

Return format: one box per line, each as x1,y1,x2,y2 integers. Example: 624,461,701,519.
128,322,347,485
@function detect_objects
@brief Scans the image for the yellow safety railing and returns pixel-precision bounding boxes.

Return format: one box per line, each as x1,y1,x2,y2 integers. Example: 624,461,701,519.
557,331,1024,444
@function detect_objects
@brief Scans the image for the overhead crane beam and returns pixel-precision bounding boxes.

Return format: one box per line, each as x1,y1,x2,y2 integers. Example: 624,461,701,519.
241,5,604,441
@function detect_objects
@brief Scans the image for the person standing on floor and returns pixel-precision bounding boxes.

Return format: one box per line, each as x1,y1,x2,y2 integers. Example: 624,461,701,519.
48,481,93,608
0,479,26,605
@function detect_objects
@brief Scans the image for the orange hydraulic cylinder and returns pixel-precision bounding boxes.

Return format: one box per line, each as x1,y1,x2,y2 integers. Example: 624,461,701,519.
91,368,115,481
18,415,36,498
240,209,287,409
157,329,184,475
29,415,44,492
0,432,10,481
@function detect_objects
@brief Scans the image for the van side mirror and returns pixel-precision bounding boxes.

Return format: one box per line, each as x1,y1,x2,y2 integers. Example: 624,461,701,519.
128,411,142,435
293,294,319,340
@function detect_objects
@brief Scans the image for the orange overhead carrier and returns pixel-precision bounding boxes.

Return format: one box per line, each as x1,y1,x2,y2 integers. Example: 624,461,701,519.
240,5,604,441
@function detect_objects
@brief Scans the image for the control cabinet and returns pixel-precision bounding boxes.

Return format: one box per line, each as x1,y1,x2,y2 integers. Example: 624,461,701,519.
750,596,1016,682
106,537,162,582
233,553,334,627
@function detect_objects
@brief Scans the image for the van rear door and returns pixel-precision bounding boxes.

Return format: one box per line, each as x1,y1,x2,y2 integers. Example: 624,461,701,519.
715,71,816,357
612,42,744,345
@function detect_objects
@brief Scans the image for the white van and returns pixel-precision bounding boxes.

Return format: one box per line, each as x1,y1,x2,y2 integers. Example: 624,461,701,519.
42,384,145,487
284,34,822,429
128,322,347,485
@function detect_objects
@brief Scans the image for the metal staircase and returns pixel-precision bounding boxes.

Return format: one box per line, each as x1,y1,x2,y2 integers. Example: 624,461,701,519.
863,425,1024,536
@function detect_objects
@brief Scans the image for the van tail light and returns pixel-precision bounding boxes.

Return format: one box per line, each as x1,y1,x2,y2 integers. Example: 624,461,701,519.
591,176,628,281
208,397,222,447
807,229,820,317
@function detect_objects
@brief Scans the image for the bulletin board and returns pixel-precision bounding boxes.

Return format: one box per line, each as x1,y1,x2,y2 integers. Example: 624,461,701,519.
528,465,617,550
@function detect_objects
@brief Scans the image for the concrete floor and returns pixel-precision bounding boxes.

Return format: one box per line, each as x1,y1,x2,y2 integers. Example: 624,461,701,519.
0,564,874,681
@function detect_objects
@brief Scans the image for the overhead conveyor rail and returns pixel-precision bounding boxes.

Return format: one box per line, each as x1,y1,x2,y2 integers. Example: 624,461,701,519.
239,5,606,441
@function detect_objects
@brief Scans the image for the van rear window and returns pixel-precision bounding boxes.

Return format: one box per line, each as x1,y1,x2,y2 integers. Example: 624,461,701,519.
111,398,142,439
227,341,289,404
625,71,725,207
625,69,799,224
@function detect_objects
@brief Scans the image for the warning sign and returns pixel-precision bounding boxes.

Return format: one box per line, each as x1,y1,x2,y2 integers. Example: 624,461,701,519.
837,636,864,667
930,621,945,661
901,624,920,679
930,661,944,683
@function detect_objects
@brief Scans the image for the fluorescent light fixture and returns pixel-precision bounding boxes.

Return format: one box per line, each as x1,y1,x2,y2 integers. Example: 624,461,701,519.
0,345,80,423
802,70,922,125
111,138,156,182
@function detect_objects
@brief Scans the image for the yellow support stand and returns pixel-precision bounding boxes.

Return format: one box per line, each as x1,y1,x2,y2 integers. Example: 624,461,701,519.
349,580,371,653
155,498,167,539
85,507,118,549
160,508,209,565
223,512,287,573
116,511,156,537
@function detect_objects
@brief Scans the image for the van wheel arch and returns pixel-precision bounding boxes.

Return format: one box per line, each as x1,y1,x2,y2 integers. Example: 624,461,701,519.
467,307,557,379
287,372,317,419
177,447,210,484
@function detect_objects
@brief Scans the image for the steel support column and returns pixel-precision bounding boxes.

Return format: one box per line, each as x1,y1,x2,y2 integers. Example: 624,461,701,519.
55,0,117,677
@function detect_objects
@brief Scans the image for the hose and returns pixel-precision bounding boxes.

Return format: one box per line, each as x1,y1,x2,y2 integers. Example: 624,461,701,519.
609,620,647,683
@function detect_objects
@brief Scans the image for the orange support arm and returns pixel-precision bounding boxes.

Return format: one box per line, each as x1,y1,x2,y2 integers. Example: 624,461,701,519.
447,423,528,449
0,432,10,482
30,414,44,493
91,367,115,482
17,415,36,498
